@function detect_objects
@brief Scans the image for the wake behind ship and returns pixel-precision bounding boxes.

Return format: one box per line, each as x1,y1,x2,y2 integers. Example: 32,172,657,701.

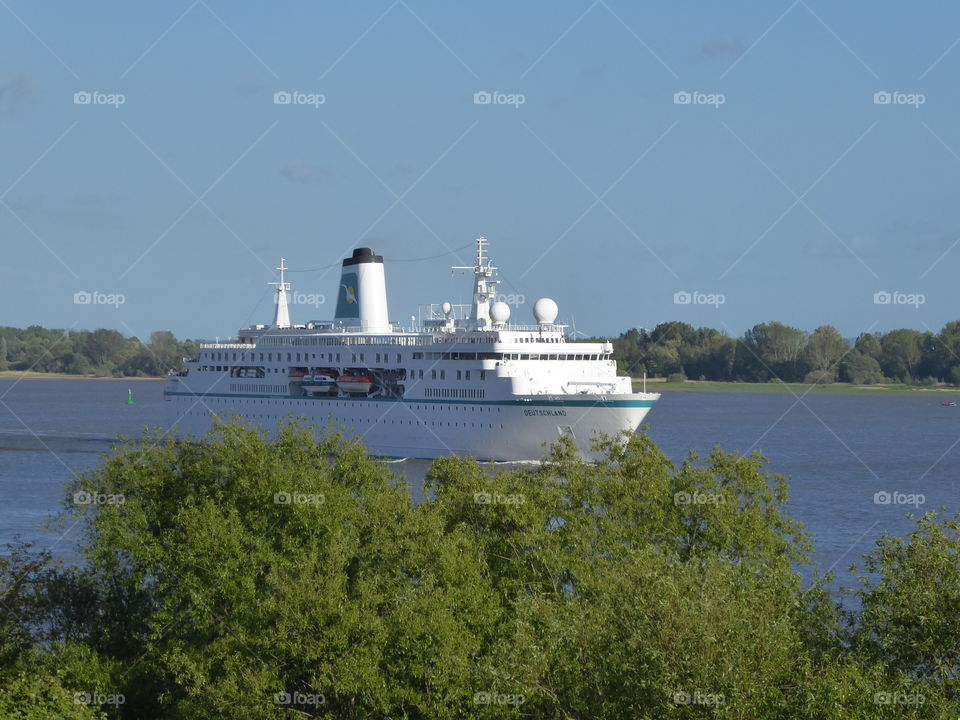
165,238,659,461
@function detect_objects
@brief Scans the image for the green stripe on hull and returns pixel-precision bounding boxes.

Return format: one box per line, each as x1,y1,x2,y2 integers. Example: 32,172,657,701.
163,391,657,409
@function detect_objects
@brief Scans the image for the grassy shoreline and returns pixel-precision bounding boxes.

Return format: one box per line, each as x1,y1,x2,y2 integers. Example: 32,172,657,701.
635,379,960,395
0,371,165,381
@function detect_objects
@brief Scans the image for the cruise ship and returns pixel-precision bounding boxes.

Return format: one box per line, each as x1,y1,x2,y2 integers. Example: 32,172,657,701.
165,238,659,461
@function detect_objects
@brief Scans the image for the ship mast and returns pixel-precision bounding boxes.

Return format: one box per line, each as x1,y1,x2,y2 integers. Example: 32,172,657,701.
451,236,498,330
268,257,291,329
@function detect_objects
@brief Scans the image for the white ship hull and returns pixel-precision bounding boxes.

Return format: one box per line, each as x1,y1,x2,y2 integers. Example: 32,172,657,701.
166,386,656,461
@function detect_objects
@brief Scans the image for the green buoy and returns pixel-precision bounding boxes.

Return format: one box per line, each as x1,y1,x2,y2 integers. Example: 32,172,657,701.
126,388,135,405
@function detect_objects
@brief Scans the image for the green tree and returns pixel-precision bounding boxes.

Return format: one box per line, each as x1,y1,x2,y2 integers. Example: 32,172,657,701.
738,322,810,381
840,352,884,384
82,329,127,370
879,329,923,381
855,332,882,360
852,512,960,693
806,325,850,374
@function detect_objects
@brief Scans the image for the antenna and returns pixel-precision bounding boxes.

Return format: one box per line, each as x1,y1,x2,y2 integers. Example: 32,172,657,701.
451,236,499,329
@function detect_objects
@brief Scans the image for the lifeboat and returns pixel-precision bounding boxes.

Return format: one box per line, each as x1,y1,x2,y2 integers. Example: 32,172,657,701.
337,374,374,394
301,373,338,394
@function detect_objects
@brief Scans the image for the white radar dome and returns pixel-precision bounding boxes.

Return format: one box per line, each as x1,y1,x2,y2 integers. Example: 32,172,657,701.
441,301,452,316
533,297,559,324
490,301,511,325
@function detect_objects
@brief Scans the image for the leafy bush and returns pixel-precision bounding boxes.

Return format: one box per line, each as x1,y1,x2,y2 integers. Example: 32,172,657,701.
1,422,957,719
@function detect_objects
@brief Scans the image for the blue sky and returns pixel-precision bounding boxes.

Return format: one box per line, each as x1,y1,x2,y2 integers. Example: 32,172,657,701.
2,1,960,340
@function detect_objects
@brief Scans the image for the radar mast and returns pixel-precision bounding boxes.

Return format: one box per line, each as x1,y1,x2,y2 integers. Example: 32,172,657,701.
451,236,498,330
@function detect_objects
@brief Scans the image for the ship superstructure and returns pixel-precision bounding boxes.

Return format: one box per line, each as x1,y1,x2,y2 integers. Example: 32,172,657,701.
165,238,659,461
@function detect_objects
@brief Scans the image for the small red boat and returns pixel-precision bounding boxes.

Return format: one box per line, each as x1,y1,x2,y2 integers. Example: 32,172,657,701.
337,374,374,394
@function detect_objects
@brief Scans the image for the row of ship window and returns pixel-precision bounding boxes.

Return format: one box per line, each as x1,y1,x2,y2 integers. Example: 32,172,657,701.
195,366,488,383
192,398,502,412
235,334,536,347
200,349,608,364
186,408,505,429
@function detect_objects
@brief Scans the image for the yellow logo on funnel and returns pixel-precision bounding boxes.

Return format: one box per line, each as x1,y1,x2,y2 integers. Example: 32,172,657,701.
345,286,357,304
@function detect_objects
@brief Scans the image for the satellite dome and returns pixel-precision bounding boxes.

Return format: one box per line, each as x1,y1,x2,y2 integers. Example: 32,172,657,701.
490,301,511,325
441,301,452,316
533,297,558,324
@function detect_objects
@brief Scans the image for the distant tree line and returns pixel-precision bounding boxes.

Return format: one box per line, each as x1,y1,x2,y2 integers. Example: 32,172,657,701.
601,321,960,385
0,326,198,377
